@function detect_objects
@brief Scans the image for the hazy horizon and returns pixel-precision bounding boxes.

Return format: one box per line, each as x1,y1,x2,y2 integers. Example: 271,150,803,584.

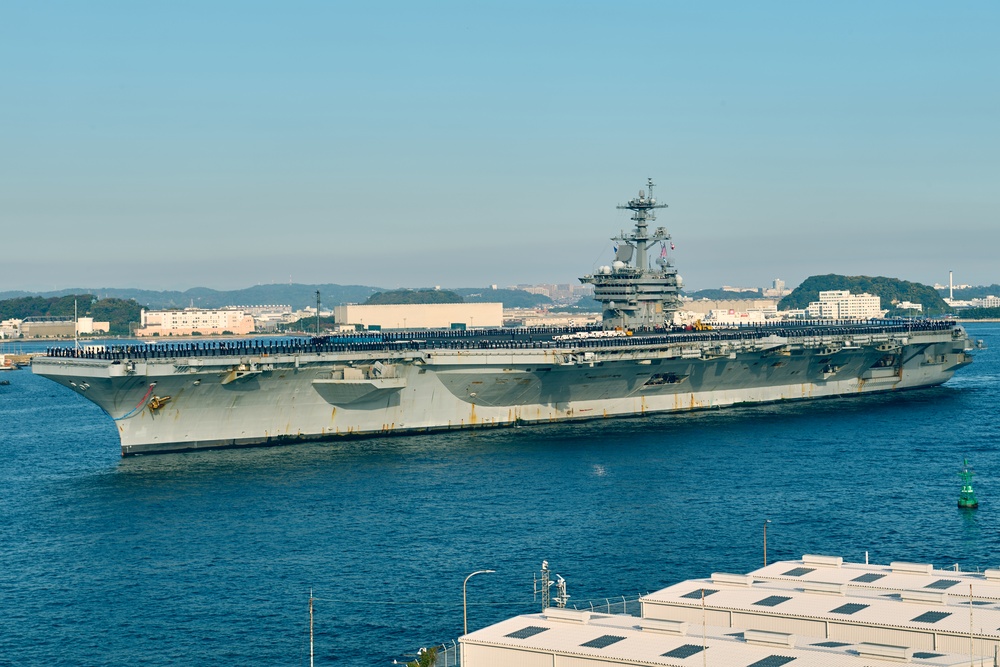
3,3,997,293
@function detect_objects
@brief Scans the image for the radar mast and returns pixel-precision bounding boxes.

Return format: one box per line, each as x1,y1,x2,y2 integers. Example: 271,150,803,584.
580,178,683,330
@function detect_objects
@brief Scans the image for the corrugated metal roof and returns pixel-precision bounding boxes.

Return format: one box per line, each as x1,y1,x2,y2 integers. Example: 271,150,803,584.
752,557,1000,600
461,612,970,667
642,570,1000,639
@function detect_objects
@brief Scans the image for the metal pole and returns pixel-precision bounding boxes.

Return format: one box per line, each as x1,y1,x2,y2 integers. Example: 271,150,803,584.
463,569,495,636
764,519,771,566
315,291,321,336
309,589,314,667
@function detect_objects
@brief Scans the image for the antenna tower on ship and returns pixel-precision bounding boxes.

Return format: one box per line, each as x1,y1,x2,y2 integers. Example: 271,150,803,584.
580,178,683,330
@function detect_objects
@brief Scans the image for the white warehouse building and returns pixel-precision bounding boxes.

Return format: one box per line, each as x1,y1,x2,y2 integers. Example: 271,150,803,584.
333,302,503,330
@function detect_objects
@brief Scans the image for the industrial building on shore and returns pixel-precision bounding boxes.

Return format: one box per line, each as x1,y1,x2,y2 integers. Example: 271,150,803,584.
460,554,1000,666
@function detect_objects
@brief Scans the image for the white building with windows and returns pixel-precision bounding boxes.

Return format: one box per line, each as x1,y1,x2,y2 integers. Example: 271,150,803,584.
136,308,255,337
806,291,884,320
971,295,1000,308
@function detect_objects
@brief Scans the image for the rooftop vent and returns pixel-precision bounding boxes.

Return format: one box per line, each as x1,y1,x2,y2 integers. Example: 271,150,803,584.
856,642,913,662
891,561,934,575
900,589,948,605
745,629,796,648
801,581,845,596
802,554,843,568
636,619,688,636
543,608,591,624
712,572,753,587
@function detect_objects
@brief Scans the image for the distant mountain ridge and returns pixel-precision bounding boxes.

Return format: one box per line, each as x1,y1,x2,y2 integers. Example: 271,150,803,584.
0,284,382,311
0,283,554,311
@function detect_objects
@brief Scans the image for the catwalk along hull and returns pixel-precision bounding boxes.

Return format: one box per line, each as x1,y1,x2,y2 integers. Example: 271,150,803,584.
32,324,974,456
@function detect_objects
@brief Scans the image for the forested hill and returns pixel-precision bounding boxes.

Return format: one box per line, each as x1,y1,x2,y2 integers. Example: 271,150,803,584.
779,275,950,315
454,288,552,308
365,289,463,305
0,295,141,335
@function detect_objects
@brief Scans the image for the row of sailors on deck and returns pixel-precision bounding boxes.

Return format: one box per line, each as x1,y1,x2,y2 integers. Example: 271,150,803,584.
45,318,955,360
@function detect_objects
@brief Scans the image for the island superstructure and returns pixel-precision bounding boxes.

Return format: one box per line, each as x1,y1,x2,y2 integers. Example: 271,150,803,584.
580,179,682,329
32,181,978,456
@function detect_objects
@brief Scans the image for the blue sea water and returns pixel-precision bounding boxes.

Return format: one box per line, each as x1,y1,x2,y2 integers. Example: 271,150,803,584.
1,324,998,665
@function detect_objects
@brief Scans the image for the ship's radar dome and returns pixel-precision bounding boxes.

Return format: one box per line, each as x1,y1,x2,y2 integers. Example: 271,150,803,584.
677,275,684,286
599,265,612,275
612,261,626,272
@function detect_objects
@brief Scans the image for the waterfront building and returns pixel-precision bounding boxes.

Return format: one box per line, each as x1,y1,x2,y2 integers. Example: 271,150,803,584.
230,304,293,332
682,299,779,316
21,317,75,338
763,278,793,298
971,296,1000,308
76,317,110,335
502,307,601,328
136,308,255,337
0,318,21,338
332,302,503,330
461,555,1000,666
806,291,884,320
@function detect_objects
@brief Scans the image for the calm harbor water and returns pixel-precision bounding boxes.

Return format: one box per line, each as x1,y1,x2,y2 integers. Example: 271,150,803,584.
1,324,998,665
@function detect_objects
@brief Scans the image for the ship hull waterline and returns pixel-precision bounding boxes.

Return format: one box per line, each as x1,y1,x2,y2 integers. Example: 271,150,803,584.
32,327,973,456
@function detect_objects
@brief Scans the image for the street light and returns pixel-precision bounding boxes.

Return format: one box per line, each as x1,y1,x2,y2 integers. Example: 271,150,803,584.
463,569,495,636
763,519,772,566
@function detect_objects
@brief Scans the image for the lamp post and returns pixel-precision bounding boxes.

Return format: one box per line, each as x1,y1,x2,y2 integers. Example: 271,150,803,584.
463,569,495,636
763,519,771,566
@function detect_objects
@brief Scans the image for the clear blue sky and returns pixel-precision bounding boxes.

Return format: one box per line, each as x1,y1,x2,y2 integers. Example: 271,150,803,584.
2,1,997,292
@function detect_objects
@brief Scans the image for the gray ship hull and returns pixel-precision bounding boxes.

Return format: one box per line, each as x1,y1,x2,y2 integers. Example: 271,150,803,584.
32,324,974,456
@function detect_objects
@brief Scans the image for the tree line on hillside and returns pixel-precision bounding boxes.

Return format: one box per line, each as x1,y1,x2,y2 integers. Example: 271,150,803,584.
361,288,555,309
684,288,763,300
940,284,1000,299
364,289,463,305
0,283,558,310
780,275,950,315
0,295,142,335
959,307,1000,319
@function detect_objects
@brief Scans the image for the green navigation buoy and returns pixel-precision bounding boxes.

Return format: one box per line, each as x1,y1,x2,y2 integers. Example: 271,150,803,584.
958,459,979,509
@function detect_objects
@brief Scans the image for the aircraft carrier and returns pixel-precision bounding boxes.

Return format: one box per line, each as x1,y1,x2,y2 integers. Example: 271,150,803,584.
32,180,978,456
